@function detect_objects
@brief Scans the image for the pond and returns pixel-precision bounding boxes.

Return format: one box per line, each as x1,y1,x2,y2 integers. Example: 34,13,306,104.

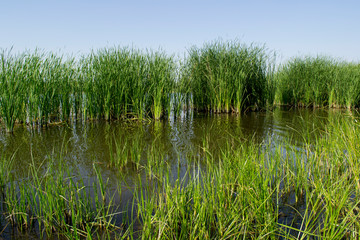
0,107,357,239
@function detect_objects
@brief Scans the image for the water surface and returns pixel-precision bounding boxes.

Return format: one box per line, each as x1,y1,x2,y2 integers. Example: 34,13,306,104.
0,107,354,238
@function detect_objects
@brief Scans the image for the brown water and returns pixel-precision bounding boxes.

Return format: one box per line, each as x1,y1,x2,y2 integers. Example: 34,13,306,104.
0,107,354,239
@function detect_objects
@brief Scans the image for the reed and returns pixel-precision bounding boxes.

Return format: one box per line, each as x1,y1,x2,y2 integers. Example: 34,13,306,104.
136,143,279,239
134,114,360,239
82,47,175,121
0,47,177,132
184,40,272,113
0,49,78,132
1,113,360,238
276,56,360,108
0,153,14,195
146,51,175,120
2,43,360,133
0,50,26,132
3,155,120,238
333,63,360,108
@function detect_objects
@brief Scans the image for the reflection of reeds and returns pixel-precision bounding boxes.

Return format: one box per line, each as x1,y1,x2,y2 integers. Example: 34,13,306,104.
136,116,360,239
1,115,360,238
108,134,142,170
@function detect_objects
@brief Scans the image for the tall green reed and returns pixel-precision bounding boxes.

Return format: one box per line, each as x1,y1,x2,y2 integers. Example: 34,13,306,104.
0,50,26,132
276,56,360,108
82,47,175,121
184,40,273,113
0,47,177,132
0,49,78,132
3,155,120,238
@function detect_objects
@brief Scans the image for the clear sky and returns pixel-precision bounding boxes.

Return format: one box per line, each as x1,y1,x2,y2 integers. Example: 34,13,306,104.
1,0,359,63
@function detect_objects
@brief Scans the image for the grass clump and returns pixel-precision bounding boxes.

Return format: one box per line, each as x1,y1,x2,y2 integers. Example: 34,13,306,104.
0,49,80,132
276,56,360,108
0,47,176,132
134,114,360,239
184,40,273,113
136,142,280,239
81,47,175,121
2,157,122,239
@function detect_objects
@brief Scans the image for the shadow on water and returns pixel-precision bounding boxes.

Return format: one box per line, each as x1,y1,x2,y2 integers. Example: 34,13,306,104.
0,107,355,239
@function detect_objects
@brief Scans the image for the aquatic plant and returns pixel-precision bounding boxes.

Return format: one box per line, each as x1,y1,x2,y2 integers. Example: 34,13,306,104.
0,50,26,132
81,47,175,121
0,47,177,132
0,112,360,239
0,49,79,132
3,157,120,238
184,40,273,113
134,114,360,239
276,56,360,108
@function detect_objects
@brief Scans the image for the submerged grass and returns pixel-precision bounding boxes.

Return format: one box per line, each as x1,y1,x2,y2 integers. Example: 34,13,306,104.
2,156,124,239
134,114,360,239
0,113,360,238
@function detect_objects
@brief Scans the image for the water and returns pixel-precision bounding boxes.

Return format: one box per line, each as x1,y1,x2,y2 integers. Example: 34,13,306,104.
0,108,341,181
0,107,355,239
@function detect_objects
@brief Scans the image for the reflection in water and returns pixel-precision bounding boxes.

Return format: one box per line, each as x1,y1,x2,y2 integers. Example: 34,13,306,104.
0,108,352,182
0,107,355,238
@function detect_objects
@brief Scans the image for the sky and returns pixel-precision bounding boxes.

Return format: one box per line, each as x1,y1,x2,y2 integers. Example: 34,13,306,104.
1,0,360,63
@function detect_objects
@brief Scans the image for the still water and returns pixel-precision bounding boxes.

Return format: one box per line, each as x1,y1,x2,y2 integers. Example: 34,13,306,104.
0,107,355,238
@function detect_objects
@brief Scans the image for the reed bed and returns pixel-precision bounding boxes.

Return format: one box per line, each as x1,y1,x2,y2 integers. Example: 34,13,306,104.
183,40,273,113
81,48,175,121
0,49,81,132
2,40,360,239
276,56,360,108
0,47,176,132
2,42,360,133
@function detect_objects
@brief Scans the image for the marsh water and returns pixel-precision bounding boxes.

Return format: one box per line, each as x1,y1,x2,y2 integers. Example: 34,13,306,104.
0,107,356,239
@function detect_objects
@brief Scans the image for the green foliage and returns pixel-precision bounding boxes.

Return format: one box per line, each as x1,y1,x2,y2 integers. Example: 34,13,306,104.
276,56,360,108
78,47,176,121
4,157,118,238
135,115,360,239
184,40,273,113
0,50,79,132
0,47,176,132
1,44,360,133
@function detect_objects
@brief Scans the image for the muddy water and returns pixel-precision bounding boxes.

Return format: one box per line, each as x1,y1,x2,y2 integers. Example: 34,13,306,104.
0,107,353,238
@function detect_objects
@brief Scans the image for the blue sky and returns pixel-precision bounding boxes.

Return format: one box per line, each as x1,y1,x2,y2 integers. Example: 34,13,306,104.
1,1,359,63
